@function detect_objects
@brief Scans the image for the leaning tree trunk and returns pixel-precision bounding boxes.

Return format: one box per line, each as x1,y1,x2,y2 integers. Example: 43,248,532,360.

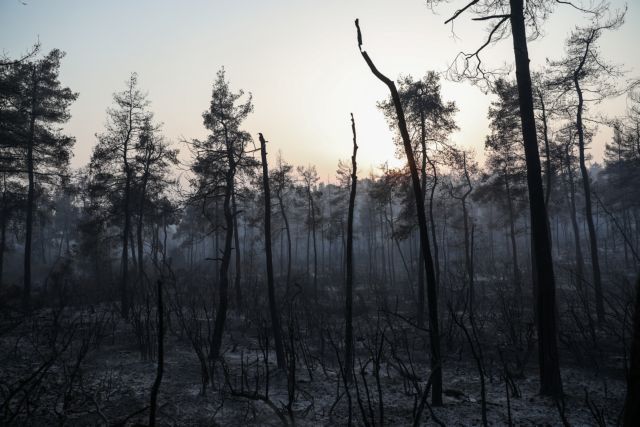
344,114,358,379
355,19,443,405
574,72,604,323
509,0,563,397
259,133,286,369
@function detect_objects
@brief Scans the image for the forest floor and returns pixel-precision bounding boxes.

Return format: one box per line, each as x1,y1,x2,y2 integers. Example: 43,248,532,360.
0,306,627,426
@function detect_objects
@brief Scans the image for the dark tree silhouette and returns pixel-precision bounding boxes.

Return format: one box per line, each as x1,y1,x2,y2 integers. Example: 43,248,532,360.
624,274,640,426
378,72,457,325
90,73,150,318
475,79,527,293
271,155,294,292
259,132,286,369
344,113,358,379
189,68,253,361
1,50,77,310
549,12,626,322
427,0,567,396
355,19,443,406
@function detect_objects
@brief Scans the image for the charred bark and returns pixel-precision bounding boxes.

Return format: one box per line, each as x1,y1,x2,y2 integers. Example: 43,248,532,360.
345,114,358,379
509,0,562,397
355,19,443,405
259,133,286,369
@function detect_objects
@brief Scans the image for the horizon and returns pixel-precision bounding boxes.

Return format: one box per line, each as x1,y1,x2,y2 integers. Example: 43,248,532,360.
2,0,638,180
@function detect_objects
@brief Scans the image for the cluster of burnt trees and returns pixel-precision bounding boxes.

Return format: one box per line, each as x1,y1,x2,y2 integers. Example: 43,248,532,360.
1,0,640,424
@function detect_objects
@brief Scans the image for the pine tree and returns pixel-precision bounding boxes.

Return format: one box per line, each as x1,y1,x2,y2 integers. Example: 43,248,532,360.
1,50,77,309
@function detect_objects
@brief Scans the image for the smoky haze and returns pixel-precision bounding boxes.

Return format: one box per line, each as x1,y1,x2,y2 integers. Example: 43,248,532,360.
0,0,639,425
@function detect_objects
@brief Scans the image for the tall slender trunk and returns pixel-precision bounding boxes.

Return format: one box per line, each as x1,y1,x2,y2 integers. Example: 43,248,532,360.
121,169,132,318
259,133,286,369
461,153,474,306
420,111,441,291
537,89,553,209
462,197,473,295
278,192,292,292
137,162,151,286
356,20,443,404
564,146,585,282
162,217,168,266
149,279,164,427
417,116,428,327
136,208,144,284
504,171,521,293
624,274,640,426
387,198,396,288
210,125,236,361
214,200,220,282
23,68,38,311
345,115,358,378
1,175,7,286
310,191,318,301
120,93,136,318
574,72,604,322
509,0,562,396
427,153,441,289
129,228,137,269
232,191,242,307
306,206,310,283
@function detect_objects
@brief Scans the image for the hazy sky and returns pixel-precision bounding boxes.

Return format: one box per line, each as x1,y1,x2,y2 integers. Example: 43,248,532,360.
1,0,638,180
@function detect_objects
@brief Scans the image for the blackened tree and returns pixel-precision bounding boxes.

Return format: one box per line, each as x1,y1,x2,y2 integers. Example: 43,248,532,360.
1,49,77,309
189,68,253,361
90,73,151,318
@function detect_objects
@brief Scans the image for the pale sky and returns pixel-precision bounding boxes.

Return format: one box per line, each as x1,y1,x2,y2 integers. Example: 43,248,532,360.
1,0,638,180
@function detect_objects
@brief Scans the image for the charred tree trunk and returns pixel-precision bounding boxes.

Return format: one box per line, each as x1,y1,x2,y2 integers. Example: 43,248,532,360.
461,153,474,306
210,125,236,361
563,145,586,282
0,213,5,288
509,0,563,397
504,170,521,293
356,19,443,405
232,190,242,308
418,116,428,328
259,133,286,369
426,152,441,289
121,168,132,318
277,190,292,293
345,114,358,379
537,88,553,210
574,70,604,323
23,67,38,312
149,279,164,427
311,195,318,301
624,274,640,426
137,158,151,287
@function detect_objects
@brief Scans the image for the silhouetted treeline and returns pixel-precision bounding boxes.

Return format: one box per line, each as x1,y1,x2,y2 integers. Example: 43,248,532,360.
1,1,640,423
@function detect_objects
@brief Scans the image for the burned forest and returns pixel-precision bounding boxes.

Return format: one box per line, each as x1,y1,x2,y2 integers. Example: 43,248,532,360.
1,0,640,425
